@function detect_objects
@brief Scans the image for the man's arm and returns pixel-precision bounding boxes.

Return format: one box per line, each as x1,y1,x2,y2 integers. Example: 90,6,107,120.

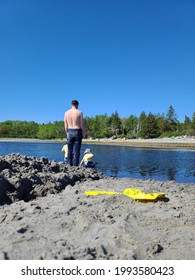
80,112,85,134
64,112,68,134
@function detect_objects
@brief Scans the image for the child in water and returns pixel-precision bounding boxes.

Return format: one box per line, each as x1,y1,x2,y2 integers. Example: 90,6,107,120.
61,143,68,163
79,148,96,169
62,143,75,164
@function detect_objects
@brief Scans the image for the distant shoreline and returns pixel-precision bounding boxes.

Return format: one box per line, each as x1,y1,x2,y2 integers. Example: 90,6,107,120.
0,137,195,149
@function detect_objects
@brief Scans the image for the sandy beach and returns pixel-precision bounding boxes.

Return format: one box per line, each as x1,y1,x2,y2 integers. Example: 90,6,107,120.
83,136,195,149
0,153,194,260
1,136,195,149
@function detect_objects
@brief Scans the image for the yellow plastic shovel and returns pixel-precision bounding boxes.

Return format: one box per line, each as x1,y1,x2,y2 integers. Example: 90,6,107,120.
85,188,165,201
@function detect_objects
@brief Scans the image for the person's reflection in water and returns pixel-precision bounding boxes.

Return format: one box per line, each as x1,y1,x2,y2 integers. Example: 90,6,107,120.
139,163,147,177
110,164,119,177
167,167,176,181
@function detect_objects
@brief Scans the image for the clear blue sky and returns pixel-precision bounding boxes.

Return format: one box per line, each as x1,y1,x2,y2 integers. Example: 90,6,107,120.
0,0,194,123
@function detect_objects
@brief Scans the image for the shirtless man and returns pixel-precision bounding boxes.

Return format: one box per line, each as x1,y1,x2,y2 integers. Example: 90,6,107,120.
64,100,84,166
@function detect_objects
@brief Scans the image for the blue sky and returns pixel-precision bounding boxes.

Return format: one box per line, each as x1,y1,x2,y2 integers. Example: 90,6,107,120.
0,0,194,123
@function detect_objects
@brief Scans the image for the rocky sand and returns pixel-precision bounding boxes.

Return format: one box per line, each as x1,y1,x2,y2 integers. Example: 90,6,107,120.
0,154,194,260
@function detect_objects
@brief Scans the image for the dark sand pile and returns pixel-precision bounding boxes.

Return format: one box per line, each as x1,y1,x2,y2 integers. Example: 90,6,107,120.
0,154,194,260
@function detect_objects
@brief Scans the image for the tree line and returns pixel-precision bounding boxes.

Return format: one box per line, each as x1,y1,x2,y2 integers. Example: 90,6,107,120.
0,105,195,140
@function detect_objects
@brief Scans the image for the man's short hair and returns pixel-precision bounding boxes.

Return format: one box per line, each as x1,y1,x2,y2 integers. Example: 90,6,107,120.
71,100,79,106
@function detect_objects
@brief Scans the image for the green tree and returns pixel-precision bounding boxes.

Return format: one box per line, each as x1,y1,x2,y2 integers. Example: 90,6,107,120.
191,112,195,130
0,121,14,137
184,115,191,130
120,118,128,136
87,114,111,139
109,111,121,136
10,121,25,138
137,111,147,138
156,113,169,135
37,123,56,139
142,113,160,139
83,117,92,138
126,115,138,138
0,125,11,137
166,104,178,132
52,121,65,139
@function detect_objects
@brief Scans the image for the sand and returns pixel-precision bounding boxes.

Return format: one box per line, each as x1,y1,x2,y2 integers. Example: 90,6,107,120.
83,136,195,149
0,136,195,148
0,153,194,260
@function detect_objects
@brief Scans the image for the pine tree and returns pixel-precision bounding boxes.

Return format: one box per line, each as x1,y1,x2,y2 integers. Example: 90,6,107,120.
184,115,191,129
142,113,160,139
166,104,178,132
126,115,138,138
137,111,147,138
109,111,121,136
191,112,195,130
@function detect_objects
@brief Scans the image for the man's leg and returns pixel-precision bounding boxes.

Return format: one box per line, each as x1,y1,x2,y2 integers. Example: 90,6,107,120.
73,131,82,166
67,132,74,166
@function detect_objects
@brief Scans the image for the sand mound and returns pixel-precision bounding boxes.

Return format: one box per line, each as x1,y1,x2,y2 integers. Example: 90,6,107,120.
0,153,104,205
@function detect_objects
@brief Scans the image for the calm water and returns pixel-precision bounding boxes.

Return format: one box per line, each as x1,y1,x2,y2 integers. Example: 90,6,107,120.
0,141,195,183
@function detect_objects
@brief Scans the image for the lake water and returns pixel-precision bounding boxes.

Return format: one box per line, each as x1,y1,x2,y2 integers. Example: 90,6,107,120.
0,141,195,183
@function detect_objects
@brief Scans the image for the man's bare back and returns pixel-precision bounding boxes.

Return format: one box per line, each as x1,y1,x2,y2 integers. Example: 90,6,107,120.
64,105,84,134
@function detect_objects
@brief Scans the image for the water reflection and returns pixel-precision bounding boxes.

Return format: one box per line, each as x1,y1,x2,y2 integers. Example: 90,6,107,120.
90,144,195,183
167,167,176,181
0,142,194,183
138,159,177,181
139,164,158,178
110,164,119,177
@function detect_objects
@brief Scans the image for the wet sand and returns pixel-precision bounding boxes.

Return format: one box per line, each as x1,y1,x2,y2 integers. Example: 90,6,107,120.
0,136,195,148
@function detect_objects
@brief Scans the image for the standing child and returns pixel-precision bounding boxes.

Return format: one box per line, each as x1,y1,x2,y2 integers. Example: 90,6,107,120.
79,148,96,169
61,143,68,163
